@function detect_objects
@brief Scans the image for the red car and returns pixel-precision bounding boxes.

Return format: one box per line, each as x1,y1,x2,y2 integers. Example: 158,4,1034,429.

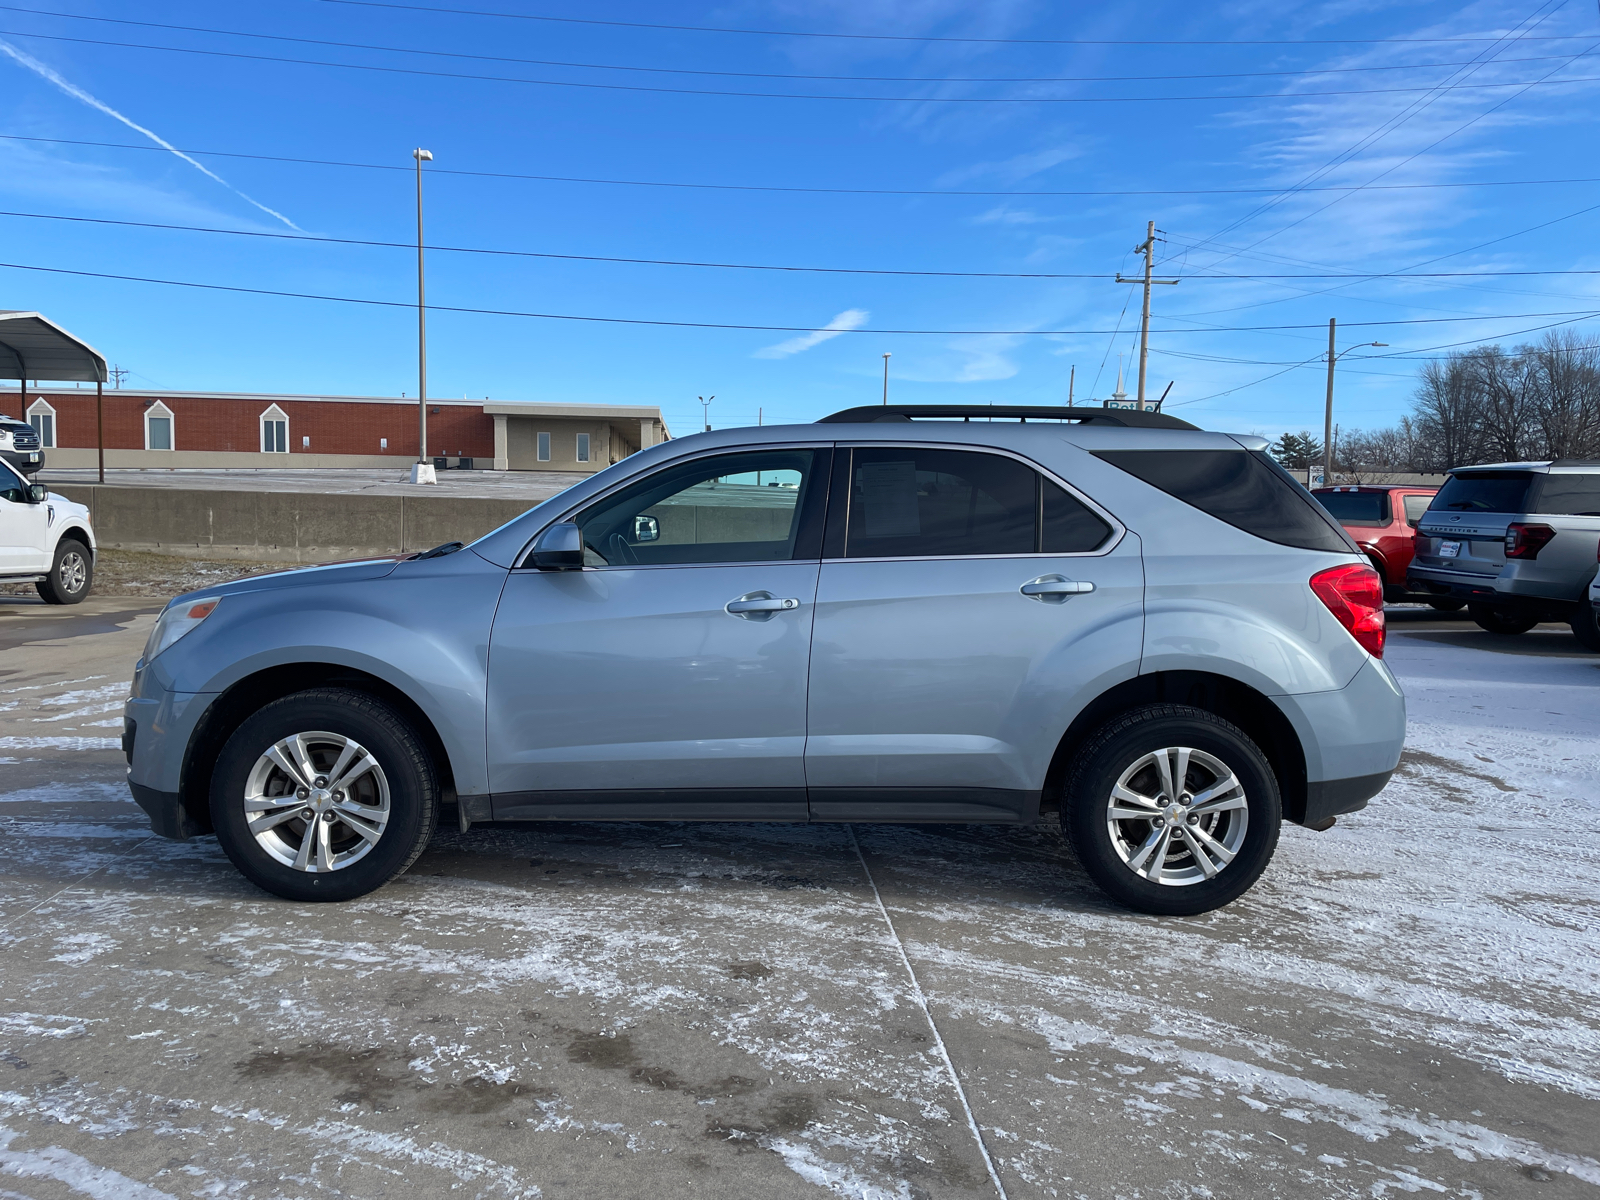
1312,485,1462,609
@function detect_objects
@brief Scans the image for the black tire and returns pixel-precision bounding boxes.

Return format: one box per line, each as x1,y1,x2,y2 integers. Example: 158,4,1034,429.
210,688,438,902
1063,704,1281,916
1571,605,1600,653
1468,604,1537,635
35,538,93,605
1425,598,1465,612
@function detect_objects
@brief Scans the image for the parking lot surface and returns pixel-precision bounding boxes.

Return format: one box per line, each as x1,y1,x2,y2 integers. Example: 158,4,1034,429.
1,599,1596,1199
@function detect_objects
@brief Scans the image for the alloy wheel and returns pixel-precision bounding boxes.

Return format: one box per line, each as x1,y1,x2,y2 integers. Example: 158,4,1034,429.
242,731,391,872
1105,746,1249,887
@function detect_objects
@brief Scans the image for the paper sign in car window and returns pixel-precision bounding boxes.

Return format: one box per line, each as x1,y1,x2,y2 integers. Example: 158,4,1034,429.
859,460,921,538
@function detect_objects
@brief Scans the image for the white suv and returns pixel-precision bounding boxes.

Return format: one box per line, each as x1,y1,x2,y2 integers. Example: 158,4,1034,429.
0,459,95,603
0,416,44,474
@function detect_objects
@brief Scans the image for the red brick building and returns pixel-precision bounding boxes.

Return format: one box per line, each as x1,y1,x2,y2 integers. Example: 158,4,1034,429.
4,389,669,473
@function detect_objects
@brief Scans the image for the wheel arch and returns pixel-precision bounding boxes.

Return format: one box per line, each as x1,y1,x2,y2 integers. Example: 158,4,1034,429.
1042,670,1310,825
177,663,458,836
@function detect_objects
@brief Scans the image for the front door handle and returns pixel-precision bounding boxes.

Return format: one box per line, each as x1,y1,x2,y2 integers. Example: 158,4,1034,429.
1020,575,1095,603
726,591,801,620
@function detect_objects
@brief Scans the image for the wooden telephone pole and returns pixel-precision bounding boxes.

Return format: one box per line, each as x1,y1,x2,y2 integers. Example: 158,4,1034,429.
1115,221,1179,408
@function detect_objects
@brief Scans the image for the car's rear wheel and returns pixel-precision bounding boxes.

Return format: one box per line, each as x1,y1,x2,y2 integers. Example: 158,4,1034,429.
1425,598,1464,612
1063,705,1281,916
210,688,438,901
1468,604,1537,635
36,539,92,605
1571,605,1600,652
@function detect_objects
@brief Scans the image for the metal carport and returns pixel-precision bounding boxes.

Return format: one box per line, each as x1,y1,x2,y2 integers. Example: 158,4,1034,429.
0,311,110,480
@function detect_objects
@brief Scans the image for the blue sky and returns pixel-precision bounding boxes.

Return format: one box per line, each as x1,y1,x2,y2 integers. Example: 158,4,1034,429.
2,0,1598,439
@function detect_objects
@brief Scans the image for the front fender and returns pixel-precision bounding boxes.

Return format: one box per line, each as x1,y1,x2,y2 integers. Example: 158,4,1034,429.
142,552,508,797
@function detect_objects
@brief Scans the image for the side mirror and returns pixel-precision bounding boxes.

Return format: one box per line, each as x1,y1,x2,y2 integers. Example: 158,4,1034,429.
28,483,47,504
531,522,584,571
632,514,660,543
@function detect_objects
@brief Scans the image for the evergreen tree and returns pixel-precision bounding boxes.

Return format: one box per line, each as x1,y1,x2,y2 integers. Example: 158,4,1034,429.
1269,431,1324,469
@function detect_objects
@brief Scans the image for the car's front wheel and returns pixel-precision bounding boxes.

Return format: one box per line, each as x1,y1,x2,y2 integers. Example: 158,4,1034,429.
211,689,438,901
36,538,92,604
1064,705,1282,916
1468,604,1537,635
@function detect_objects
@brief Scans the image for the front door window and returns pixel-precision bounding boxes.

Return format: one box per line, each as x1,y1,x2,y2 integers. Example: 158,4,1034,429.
575,448,820,567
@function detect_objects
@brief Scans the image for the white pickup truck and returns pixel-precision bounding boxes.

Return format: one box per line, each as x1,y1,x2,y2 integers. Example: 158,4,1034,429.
0,458,95,603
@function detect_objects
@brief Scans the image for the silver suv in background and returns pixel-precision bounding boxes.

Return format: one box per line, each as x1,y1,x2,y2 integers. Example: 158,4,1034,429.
123,405,1406,915
1408,462,1600,650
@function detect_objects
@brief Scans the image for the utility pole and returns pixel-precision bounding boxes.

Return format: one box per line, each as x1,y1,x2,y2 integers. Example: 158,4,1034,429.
882,353,891,404
1323,319,1388,486
412,147,435,484
110,365,126,389
1323,319,1336,487
1116,221,1179,408
1068,365,1075,406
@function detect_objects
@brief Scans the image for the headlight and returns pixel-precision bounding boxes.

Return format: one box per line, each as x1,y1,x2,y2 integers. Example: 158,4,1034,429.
143,597,221,662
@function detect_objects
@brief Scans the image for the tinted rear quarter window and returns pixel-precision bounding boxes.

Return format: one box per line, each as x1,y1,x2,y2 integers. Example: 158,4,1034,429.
1315,491,1390,525
1094,449,1354,553
1430,472,1535,514
1534,473,1600,516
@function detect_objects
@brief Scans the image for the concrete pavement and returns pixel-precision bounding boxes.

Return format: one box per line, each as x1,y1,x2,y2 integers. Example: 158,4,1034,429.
1,599,1596,1198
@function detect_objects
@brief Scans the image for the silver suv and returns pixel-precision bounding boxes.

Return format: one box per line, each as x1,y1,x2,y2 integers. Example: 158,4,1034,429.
123,406,1406,915
1407,462,1600,650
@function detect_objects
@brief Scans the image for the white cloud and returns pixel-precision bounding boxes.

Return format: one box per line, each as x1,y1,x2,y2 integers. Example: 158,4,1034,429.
754,308,870,358
0,37,299,230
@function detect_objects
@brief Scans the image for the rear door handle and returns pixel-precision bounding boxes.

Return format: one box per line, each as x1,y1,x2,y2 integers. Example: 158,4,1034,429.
1020,575,1095,603
726,591,800,619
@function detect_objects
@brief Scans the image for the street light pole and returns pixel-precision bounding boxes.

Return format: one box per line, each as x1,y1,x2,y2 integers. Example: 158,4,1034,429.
1322,317,1387,485
699,395,714,432
882,353,891,404
412,147,434,484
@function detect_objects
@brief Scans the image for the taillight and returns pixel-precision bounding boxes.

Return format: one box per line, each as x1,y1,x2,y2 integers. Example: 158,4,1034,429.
1311,563,1386,658
1505,523,1555,559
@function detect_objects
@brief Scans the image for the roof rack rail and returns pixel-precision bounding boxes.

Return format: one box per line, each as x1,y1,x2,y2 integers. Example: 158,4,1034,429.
816,404,1199,431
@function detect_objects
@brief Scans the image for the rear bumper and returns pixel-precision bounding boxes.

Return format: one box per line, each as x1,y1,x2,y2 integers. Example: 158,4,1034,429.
1304,771,1391,824
1406,565,1578,615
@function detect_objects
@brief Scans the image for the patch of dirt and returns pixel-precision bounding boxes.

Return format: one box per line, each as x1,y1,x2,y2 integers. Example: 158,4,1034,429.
423,1075,553,1114
236,1044,408,1111
1399,748,1517,794
724,961,773,981
706,1091,818,1144
1,549,284,599
566,1031,638,1069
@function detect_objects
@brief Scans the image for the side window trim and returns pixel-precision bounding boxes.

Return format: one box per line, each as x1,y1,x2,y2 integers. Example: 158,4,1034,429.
513,444,834,569
824,441,1125,561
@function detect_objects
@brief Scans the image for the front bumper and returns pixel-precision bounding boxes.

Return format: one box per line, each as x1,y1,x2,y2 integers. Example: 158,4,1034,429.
0,448,43,474
125,688,215,839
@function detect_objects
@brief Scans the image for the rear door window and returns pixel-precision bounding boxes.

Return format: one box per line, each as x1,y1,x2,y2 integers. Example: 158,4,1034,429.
1431,472,1535,514
1402,494,1432,526
841,447,1110,558
1534,474,1600,516
1093,449,1354,553
1315,491,1390,525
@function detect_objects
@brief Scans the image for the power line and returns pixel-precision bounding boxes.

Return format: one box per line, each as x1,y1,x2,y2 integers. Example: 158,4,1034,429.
316,0,1599,47
4,5,1590,85
3,258,1598,335
11,207,1600,280
6,27,1600,104
1186,0,1577,262
8,132,1599,199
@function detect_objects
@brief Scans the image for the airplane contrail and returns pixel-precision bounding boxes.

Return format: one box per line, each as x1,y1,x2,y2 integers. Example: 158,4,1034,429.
0,38,300,231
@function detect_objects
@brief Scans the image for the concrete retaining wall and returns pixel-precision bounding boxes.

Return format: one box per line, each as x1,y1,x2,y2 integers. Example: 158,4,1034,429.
51,484,539,563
